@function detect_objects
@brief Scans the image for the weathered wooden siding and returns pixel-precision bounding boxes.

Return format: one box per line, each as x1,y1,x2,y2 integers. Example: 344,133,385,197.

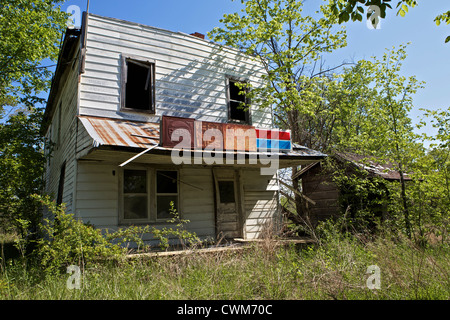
74,163,216,243
44,55,80,217
179,168,215,238
75,162,119,229
301,164,339,224
73,163,282,242
80,14,272,127
242,170,279,239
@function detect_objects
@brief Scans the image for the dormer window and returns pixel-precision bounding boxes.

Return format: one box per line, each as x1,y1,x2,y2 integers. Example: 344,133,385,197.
121,56,155,113
227,77,250,124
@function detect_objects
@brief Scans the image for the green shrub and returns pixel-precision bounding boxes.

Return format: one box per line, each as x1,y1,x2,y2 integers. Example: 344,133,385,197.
34,195,150,274
33,196,201,274
151,201,201,250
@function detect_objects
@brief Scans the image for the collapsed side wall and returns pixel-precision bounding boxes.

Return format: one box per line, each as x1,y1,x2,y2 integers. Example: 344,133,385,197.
301,164,340,225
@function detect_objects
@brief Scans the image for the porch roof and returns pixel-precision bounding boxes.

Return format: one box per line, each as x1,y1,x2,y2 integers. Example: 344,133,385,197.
78,115,326,164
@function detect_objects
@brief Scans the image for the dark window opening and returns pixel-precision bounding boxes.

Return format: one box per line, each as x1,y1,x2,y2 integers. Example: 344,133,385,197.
123,169,148,220
228,79,249,123
56,162,66,205
218,180,235,203
122,58,155,112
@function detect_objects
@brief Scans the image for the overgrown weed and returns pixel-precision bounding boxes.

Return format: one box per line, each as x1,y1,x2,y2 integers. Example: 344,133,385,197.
1,200,448,299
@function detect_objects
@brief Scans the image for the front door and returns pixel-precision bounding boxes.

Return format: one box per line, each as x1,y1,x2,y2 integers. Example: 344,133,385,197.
213,169,241,239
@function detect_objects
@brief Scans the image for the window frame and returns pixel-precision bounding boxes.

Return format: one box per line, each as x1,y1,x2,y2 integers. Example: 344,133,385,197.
217,179,236,204
118,167,180,225
120,167,151,223
226,76,251,125
120,54,156,114
119,167,152,225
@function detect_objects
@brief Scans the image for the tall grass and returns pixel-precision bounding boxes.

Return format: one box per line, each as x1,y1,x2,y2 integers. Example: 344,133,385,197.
1,225,449,300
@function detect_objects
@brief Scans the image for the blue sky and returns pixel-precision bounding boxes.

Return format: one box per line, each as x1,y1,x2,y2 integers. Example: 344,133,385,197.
62,0,449,135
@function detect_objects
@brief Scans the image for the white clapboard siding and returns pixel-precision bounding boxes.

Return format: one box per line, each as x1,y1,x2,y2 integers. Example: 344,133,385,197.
73,164,216,240
44,56,80,217
80,14,273,127
179,168,215,238
75,163,119,230
241,169,279,239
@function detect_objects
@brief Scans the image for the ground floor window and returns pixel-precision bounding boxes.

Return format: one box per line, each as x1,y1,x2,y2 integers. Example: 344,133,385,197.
156,170,179,220
123,169,148,220
120,168,179,224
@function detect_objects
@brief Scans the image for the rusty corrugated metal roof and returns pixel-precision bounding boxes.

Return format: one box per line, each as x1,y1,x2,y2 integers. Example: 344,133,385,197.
335,152,412,181
78,116,327,164
78,116,160,149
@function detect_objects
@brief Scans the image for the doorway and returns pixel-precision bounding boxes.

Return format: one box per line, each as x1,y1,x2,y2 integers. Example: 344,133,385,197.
213,168,242,239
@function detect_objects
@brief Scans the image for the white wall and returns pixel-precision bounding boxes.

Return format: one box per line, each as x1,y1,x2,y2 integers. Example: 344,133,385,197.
80,14,273,127
44,54,80,216
241,169,280,239
74,163,216,243
74,163,281,243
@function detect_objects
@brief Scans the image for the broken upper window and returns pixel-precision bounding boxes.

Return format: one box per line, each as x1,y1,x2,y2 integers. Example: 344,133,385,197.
227,78,250,124
121,56,155,113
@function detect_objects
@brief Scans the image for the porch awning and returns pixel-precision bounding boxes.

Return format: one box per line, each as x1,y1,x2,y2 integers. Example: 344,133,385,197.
78,115,326,166
78,115,160,149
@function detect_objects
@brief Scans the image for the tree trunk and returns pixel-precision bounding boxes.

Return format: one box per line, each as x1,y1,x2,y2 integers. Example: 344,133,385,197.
291,166,303,218
398,163,411,239
287,109,305,220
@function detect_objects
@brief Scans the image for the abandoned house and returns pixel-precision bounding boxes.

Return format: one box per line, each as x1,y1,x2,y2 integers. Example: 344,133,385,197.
296,152,412,227
42,13,326,245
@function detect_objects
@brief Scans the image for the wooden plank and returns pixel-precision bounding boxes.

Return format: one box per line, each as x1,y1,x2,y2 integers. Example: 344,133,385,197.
279,179,316,205
76,199,117,210
125,245,249,259
233,238,315,244
292,161,320,180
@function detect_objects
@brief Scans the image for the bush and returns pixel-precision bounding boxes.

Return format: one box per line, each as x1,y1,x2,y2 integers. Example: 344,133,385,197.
34,195,151,274
32,196,202,274
151,201,201,250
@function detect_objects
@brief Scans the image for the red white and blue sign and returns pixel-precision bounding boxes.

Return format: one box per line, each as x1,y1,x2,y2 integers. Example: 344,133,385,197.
256,128,292,152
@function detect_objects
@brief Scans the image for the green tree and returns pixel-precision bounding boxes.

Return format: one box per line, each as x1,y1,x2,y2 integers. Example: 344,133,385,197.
333,45,427,238
0,0,68,115
328,0,450,43
0,109,46,237
209,0,348,218
418,107,450,241
0,0,68,240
